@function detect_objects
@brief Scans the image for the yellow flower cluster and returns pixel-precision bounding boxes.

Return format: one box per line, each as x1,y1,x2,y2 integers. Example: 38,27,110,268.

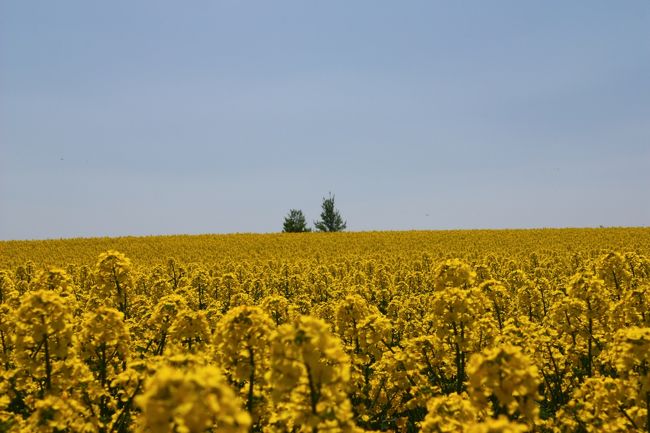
0,228,649,432
136,363,251,433
467,345,540,422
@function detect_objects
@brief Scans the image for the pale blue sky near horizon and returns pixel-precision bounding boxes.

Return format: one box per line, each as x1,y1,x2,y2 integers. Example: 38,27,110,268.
1,1,648,240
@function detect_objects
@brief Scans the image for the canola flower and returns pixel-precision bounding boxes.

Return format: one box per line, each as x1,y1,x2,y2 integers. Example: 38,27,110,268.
0,228,649,432
136,364,251,433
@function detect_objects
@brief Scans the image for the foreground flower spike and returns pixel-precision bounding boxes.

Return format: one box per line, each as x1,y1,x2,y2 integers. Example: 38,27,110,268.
95,250,133,317
213,306,275,428
269,316,361,433
555,376,644,433
13,290,75,393
77,306,131,386
467,344,540,423
420,393,478,433
136,364,251,433
434,259,476,290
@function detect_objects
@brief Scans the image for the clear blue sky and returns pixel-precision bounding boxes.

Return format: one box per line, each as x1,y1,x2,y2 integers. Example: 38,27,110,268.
1,1,648,240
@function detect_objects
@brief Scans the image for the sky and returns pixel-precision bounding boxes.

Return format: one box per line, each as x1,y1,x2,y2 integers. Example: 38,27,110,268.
1,1,649,240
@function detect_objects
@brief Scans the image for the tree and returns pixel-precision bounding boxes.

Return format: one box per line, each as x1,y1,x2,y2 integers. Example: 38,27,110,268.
282,209,311,233
314,193,346,232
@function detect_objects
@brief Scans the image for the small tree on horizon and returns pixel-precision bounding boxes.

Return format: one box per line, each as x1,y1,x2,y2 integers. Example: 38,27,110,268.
314,193,346,232
283,209,311,233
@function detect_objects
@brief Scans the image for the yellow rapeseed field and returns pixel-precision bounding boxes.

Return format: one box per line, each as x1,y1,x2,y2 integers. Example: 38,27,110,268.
1,228,649,432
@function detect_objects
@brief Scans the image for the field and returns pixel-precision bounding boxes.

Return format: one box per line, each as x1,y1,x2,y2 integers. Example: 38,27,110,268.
1,228,649,432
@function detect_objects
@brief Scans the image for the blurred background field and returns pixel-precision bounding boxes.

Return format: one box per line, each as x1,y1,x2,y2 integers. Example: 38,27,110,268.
2,227,649,268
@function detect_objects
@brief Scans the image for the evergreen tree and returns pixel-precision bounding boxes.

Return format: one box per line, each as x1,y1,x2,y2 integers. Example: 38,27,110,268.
282,209,311,233
314,193,346,232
